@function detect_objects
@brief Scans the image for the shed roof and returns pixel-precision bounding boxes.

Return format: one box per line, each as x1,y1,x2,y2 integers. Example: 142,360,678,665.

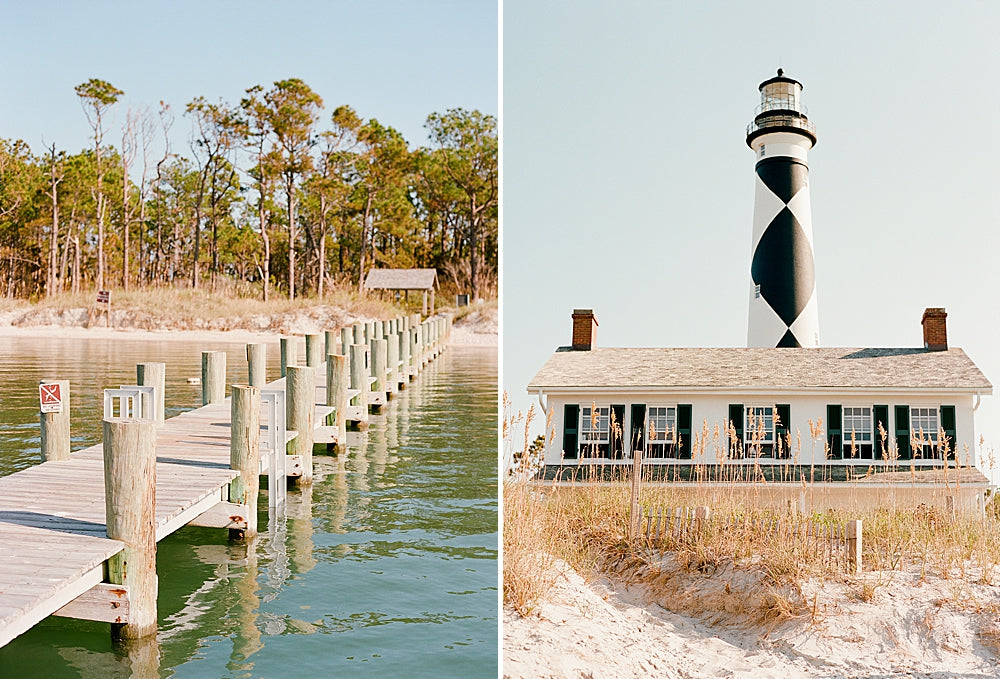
528,347,993,393
364,268,437,291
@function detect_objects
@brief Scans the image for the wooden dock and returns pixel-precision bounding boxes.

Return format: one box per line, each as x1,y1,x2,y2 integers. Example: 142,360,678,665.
0,312,452,647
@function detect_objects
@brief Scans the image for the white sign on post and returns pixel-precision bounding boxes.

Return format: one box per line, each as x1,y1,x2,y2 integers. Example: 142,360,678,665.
40,383,63,414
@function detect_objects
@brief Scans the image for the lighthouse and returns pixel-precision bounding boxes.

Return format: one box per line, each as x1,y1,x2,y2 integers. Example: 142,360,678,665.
746,70,819,348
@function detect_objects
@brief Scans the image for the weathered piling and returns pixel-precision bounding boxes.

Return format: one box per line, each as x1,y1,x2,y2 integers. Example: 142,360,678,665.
327,354,348,449
136,363,166,425
325,330,338,358
409,328,420,379
413,326,423,368
847,519,863,574
340,327,352,359
352,323,364,346
201,351,226,405
399,329,411,384
103,417,158,641
280,337,297,378
247,343,267,387
39,380,71,462
349,344,370,428
230,385,260,538
371,338,387,405
386,333,399,395
305,333,324,370
285,365,315,484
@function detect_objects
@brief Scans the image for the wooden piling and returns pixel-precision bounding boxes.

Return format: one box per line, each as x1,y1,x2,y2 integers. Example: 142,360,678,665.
410,328,420,377
103,417,158,641
847,519,863,574
325,330,338,358
280,337,297,378
285,366,315,484
247,343,266,388
201,351,226,405
340,328,352,358
327,354,348,448
349,344,369,428
230,385,260,538
399,329,411,383
39,379,71,462
371,338,387,397
386,333,399,395
305,333,324,370
136,363,165,425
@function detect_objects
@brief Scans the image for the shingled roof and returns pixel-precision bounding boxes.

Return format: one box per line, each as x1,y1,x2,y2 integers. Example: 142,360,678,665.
364,268,437,291
528,347,993,392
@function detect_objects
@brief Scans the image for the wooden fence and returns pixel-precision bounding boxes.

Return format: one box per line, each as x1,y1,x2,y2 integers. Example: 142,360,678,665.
638,505,863,574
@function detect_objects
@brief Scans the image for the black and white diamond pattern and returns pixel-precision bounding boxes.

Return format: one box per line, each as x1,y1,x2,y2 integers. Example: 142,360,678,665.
748,157,819,348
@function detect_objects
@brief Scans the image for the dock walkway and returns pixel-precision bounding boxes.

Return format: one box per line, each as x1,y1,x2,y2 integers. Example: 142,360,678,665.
0,313,452,647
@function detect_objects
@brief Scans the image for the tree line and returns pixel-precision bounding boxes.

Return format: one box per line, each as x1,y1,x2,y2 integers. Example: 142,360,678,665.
0,78,497,302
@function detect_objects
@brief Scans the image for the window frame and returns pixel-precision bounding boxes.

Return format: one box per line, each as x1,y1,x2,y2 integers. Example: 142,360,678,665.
910,406,940,458
744,405,775,456
842,405,874,459
578,404,612,459
645,404,678,458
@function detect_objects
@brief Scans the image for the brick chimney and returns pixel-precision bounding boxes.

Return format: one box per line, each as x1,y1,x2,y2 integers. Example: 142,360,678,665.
571,309,598,351
921,308,948,351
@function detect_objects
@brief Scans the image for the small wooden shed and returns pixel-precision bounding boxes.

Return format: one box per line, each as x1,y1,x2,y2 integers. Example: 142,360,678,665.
364,268,438,315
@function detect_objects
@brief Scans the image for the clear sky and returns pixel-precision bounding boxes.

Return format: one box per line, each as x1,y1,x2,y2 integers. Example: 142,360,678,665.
503,2,1000,479
0,0,497,157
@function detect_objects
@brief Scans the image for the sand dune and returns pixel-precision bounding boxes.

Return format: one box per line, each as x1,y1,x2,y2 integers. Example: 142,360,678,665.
504,558,1000,678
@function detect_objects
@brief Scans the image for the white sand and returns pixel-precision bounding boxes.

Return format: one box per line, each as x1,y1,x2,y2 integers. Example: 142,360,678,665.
0,324,283,344
0,305,497,346
504,558,1000,678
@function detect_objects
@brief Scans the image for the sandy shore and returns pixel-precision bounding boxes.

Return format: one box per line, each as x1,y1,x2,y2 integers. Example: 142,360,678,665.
0,324,284,344
504,558,1000,678
0,306,497,347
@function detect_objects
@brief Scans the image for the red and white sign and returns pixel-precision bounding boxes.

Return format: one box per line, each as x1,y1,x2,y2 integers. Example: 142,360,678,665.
96,290,110,304
39,383,63,414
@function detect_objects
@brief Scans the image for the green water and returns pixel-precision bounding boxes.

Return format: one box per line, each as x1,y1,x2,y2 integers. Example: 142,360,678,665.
0,337,498,678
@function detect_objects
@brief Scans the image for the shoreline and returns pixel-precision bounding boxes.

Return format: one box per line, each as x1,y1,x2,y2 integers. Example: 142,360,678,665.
0,322,498,347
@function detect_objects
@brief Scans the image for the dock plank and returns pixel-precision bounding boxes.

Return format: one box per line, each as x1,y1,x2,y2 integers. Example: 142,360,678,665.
0,522,122,648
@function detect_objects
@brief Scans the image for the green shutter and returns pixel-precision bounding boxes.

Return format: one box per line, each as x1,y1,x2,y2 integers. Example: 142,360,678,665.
874,405,889,459
895,405,910,461
610,404,626,459
940,405,957,459
776,404,790,459
563,404,579,459
827,405,842,460
630,404,646,459
677,404,693,459
728,404,743,458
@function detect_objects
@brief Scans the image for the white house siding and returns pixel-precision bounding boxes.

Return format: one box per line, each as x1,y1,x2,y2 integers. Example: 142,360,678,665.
541,392,977,468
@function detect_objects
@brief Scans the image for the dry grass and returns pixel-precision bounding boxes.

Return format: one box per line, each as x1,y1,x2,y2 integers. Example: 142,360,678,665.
0,284,406,328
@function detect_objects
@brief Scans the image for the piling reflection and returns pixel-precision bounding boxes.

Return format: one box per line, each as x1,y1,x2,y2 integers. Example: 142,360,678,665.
56,632,162,679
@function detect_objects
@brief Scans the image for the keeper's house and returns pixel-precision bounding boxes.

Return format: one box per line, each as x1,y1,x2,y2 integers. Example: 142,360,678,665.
528,309,992,488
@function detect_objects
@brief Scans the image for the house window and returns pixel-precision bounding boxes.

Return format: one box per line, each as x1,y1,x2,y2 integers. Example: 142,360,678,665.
646,406,677,458
842,406,874,459
580,405,610,457
910,406,939,458
744,405,775,455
